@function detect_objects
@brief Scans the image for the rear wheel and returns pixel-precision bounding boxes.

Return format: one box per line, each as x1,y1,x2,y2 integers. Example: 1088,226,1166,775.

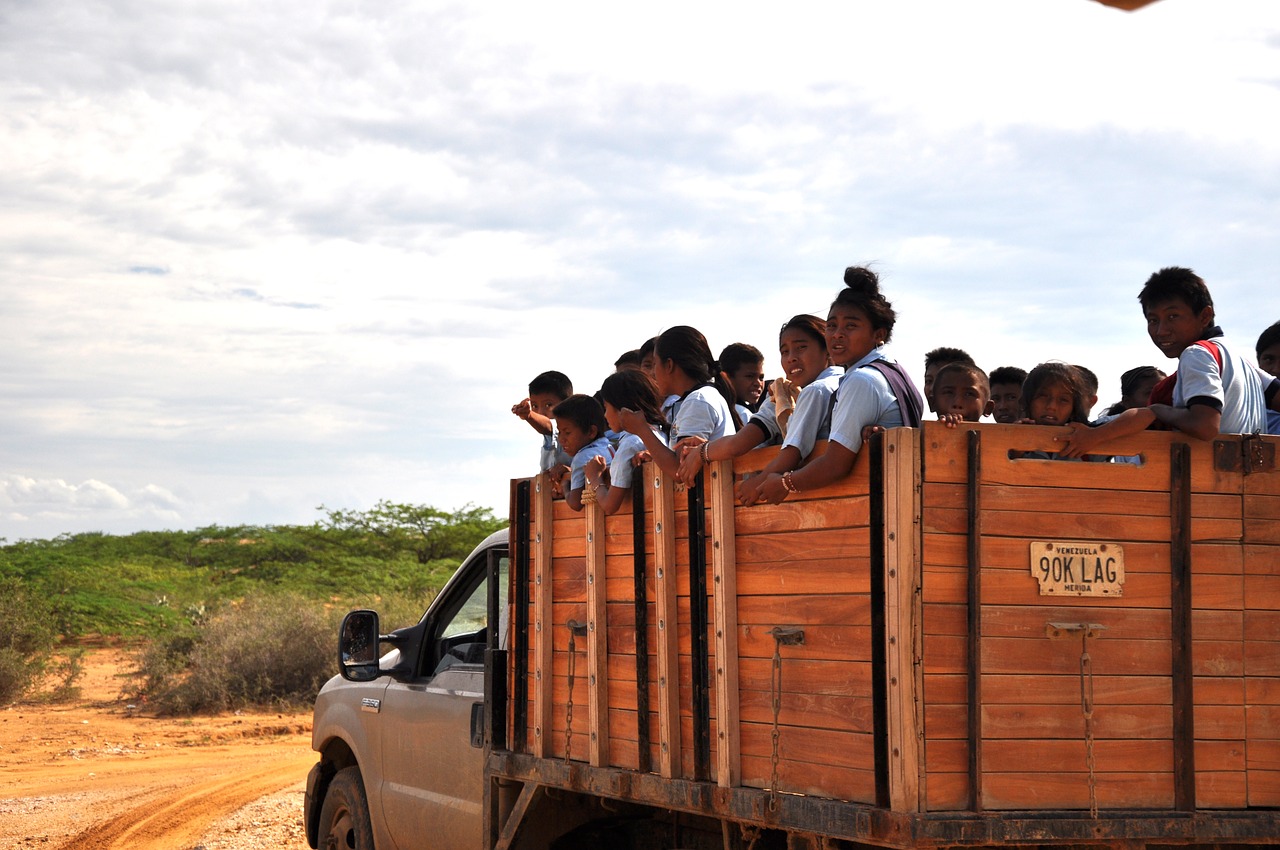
319,766,375,850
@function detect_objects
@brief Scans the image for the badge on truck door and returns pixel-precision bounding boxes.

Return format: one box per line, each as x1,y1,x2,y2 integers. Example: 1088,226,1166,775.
1030,541,1125,597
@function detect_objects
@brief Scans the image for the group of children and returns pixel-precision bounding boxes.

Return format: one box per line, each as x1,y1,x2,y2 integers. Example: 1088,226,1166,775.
512,265,1280,510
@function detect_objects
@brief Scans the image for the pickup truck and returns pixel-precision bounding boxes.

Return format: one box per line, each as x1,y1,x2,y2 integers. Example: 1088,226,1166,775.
306,425,1280,850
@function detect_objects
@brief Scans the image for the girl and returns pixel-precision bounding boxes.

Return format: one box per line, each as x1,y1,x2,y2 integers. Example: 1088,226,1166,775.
583,370,669,515
617,325,739,479
1099,365,1167,420
1020,362,1092,427
676,315,843,499
744,267,924,505
552,394,614,512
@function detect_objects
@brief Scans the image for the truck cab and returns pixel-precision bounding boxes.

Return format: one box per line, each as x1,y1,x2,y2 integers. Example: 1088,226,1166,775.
305,528,508,850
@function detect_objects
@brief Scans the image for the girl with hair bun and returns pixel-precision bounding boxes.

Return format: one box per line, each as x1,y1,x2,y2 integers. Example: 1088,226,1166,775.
617,325,740,479
743,266,925,505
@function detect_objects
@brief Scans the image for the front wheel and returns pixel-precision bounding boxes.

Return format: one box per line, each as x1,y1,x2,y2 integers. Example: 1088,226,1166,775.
319,766,375,850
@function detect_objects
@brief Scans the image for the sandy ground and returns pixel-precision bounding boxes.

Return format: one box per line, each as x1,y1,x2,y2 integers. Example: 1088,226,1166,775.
0,647,317,850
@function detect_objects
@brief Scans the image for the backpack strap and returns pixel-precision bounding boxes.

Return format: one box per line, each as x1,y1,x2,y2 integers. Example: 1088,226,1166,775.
867,360,926,428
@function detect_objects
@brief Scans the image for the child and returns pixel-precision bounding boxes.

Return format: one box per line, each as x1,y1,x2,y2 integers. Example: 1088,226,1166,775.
923,347,975,412
1258,321,1280,435
1058,267,1268,457
676,315,843,496
1097,366,1167,420
1013,362,1093,462
719,342,766,422
552,394,614,512
933,362,993,427
1073,364,1100,419
617,325,739,479
988,366,1027,424
511,370,573,474
582,370,669,514
744,266,925,505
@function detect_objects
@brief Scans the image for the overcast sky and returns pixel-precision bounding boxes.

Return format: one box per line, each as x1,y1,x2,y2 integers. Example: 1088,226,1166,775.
2,0,1278,540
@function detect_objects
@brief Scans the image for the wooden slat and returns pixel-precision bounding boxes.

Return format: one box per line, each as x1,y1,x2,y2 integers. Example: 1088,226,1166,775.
708,458,741,789
585,499,609,767
650,464,681,778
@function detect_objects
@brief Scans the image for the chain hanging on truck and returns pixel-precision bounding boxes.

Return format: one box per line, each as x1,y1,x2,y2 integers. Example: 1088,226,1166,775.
1046,621,1106,819
564,619,587,764
767,626,805,813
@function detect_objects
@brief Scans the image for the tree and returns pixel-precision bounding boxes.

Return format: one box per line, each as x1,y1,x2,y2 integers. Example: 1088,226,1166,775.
317,502,504,564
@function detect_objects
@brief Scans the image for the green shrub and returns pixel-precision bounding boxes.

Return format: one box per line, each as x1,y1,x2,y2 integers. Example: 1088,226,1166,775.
135,591,336,714
0,578,58,705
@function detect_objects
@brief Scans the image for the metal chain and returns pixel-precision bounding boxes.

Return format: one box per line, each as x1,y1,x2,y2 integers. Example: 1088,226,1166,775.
1079,632,1098,819
769,636,783,813
565,622,580,763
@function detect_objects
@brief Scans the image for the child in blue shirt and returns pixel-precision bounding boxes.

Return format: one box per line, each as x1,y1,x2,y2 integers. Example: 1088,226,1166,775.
511,370,573,474
551,394,614,512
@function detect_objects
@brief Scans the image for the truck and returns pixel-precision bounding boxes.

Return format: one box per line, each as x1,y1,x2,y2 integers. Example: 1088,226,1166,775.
305,423,1280,849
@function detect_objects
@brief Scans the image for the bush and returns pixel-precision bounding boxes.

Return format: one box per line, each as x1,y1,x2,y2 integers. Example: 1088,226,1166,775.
135,591,336,714
0,578,59,705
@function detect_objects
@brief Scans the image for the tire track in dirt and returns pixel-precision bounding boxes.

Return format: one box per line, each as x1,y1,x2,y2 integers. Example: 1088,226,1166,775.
55,751,315,850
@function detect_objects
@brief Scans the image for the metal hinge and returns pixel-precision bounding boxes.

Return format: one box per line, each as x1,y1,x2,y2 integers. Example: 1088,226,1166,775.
1214,434,1276,474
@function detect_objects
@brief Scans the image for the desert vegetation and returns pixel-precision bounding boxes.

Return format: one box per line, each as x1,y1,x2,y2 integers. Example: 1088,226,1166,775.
0,502,504,712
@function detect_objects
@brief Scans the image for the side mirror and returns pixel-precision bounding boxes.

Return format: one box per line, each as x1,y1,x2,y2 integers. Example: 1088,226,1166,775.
339,610,382,682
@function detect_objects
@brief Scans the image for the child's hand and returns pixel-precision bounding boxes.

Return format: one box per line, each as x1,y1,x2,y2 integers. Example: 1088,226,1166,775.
743,472,790,505
860,424,884,443
937,413,968,430
632,449,651,466
616,407,645,435
736,473,762,505
584,455,607,486
512,398,532,420
1056,423,1102,458
675,437,707,485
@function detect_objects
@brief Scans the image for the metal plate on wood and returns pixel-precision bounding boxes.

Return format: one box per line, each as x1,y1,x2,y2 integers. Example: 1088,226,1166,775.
1030,541,1125,597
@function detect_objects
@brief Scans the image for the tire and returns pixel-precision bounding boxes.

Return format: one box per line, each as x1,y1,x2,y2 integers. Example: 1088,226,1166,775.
318,766,375,850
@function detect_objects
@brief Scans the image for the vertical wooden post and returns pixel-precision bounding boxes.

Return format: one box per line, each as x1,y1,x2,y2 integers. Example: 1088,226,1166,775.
650,465,682,778
532,473,555,759
631,478,652,774
1170,442,1197,811
708,458,741,789
966,429,984,812
585,500,609,767
882,428,924,812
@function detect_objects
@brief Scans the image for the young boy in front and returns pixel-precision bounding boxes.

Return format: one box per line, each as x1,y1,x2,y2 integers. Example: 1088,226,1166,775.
987,366,1027,424
1058,267,1268,456
933,362,994,427
511,370,573,474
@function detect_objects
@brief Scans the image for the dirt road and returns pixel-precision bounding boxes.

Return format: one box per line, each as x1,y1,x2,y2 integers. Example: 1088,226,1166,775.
0,648,316,849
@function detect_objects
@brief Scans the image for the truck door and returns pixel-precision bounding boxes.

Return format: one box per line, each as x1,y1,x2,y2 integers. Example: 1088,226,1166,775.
377,547,508,850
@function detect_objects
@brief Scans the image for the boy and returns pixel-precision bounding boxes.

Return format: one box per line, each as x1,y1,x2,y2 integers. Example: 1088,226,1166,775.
1058,267,1268,456
719,342,766,424
1258,321,1280,434
511,370,573,474
551,394,614,512
923,347,976,412
987,365,1027,424
933,362,993,427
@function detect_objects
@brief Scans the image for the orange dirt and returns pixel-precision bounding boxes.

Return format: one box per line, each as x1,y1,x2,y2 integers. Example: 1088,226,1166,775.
0,646,316,849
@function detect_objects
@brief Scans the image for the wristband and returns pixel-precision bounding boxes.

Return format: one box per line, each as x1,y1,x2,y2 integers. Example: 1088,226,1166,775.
782,471,799,493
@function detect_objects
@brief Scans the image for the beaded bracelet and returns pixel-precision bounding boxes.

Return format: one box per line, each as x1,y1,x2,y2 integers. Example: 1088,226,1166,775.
782,471,799,493
700,442,710,464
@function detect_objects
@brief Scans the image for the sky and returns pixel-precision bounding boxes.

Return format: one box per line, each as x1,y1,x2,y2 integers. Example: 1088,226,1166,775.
2,0,1278,541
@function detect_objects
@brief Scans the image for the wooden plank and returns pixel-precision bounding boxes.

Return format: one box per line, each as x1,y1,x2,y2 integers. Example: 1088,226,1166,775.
980,771,1174,810
708,458,741,789
882,427,924,813
650,464,681,778
736,557,872,597
585,499,609,767
533,472,555,759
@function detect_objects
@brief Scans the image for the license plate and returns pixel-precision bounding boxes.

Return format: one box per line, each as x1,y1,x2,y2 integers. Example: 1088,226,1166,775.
1030,541,1125,597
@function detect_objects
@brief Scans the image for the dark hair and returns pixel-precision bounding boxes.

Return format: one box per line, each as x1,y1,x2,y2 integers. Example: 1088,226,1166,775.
1072,364,1099,397
719,342,764,375
529,370,572,399
1138,266,1214,317
552,393,608,439
1105,365,1167,415
598,369,669,437
1021,362,1090,424
934,362,990,395
830,266,897,342
1258,321,1280,356
639,336,658,360
780,314,828,349
989,366,1028,387
655,325,742,429
925,347,975,369
614,349,642,369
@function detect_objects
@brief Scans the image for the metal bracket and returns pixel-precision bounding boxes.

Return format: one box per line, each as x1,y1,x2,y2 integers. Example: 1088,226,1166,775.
1046,622,1107,640
1214,435,1276,474
566,619,588,637
768,626,805,646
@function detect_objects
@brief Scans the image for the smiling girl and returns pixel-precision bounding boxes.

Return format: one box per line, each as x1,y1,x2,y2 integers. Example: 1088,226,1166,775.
744,267,924,506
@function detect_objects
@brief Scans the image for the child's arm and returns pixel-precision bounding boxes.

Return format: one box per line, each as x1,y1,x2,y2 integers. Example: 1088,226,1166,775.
735,445,803,504
583,455,627,515
742,441,857,506
676,421,769,485
1056,408,1155,457
1151,403,1220,441
617,408,680,478
511,398,553,436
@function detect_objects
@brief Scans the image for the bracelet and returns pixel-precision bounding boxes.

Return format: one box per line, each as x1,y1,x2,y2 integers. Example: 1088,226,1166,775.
700,442,710,464
782,471,799,493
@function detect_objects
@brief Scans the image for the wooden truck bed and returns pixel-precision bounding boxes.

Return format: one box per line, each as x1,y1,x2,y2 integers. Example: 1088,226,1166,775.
486,423,1279,848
